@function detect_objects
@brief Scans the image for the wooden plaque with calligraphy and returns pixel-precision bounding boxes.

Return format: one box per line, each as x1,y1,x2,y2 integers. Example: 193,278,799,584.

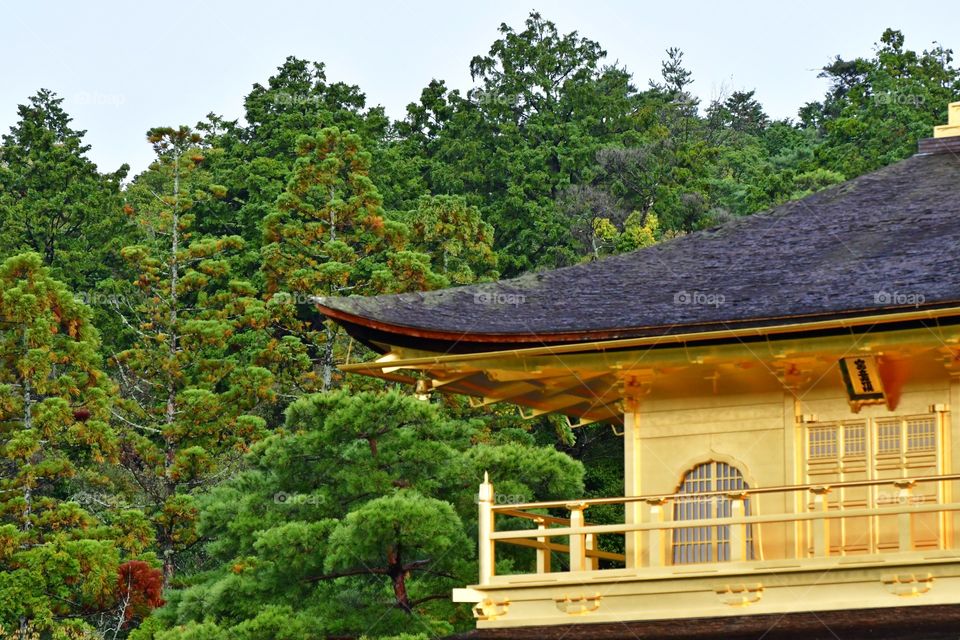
838,356,886,410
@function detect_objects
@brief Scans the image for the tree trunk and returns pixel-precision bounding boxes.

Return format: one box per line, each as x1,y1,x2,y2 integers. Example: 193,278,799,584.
329,186,336,241
391,569,411,614
161,148,182,590
320,324,336,391
162,542,175,589
166,149,180,434
387,547,412,613
20,331,33,531
43,236,56,266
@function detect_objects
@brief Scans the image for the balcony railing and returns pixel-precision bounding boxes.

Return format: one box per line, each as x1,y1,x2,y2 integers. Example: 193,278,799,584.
476,472,960,585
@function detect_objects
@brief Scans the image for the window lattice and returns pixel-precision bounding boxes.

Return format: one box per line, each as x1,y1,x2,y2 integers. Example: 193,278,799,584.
906,418,936,452
808,426,838,459
843,422,866,457
876,421,902,455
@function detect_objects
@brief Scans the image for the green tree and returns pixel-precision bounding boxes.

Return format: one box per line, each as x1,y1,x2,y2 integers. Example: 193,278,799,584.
400,195,498,284
0,253,161,636
112,127,274,586
137,390,584,639
0,90,129,288
193,57,390,253
709,90,770,136
802,29,960,176
396,12,637,274
261,126,443,391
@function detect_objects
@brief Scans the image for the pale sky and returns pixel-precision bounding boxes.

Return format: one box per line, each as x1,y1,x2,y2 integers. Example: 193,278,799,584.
2,0,958,174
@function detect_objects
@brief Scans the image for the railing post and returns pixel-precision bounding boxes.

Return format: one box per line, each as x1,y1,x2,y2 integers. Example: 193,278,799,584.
810,485,831,558
478,472,495,583
895,479,917,552
728,492,749,562
623,411,643,569
534,517,551,574
585,533,599,570
645,498,668,567
567,502,588,572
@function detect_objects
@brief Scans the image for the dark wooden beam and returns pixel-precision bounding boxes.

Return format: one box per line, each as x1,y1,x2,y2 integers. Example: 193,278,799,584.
447,603,960,640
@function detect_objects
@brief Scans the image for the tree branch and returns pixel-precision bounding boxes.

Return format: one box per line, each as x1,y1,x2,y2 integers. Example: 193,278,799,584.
302,566,390,583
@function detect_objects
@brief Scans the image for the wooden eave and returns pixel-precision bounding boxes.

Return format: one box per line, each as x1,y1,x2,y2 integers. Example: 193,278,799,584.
316,299,960,354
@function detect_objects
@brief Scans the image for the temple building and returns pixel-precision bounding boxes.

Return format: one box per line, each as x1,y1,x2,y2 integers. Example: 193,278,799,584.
316,104,960,637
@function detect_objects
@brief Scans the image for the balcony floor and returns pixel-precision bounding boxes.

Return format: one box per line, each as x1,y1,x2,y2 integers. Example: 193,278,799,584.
454,552,960,632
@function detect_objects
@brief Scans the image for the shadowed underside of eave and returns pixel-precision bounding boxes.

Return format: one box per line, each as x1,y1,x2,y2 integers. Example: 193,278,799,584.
335,317,960,426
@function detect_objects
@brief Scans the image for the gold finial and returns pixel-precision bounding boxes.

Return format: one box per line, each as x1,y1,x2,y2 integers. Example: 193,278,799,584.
934,102,960,138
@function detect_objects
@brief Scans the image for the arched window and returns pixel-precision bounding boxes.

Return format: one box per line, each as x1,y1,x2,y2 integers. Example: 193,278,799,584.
672,461,755,564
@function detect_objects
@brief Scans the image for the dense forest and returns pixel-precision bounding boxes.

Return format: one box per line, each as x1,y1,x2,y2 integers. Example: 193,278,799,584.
0,12,957,639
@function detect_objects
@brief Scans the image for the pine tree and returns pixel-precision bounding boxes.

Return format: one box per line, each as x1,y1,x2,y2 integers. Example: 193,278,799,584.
112,127,274,587
141,390,585,638
0,253,160,636
261,126,435,391
191,56,389,251
400,195,498,284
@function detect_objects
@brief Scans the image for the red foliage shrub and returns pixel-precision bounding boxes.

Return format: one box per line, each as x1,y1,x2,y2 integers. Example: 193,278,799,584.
117,560,164,624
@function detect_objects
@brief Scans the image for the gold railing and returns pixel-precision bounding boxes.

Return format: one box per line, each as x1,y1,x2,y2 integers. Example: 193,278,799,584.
476,473,960,584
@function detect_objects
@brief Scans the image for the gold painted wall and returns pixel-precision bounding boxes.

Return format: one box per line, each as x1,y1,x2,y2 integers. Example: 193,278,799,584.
627,353,954,562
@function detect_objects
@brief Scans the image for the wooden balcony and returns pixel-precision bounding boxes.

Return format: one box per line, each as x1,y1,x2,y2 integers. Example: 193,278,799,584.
453,473,960,633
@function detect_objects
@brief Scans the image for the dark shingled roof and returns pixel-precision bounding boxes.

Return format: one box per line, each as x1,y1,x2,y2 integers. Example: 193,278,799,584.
316,147,960,351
